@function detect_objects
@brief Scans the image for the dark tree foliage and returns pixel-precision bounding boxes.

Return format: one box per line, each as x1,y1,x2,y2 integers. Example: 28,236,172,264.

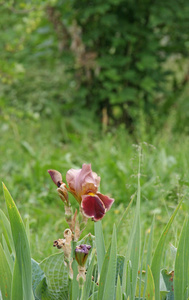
1,0,189,132
65,0,189,130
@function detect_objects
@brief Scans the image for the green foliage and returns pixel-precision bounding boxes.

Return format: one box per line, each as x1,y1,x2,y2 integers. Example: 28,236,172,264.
0,243,12,300
174,217,189,299
151,198,183,300
1,0,189,133
0,167,189,299
36,253,69,299
64,0,189,130
2,184,34,300
94,221,105,275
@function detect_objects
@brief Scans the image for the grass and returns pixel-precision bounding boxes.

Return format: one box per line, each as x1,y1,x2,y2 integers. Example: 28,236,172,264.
0,95,188,269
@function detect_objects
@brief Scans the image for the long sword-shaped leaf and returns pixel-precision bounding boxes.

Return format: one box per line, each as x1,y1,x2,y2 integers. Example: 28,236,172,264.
11,236,23,300
145,265,155,300
3,183,33,300
151,199,183,300
97,243,112,299
2,234,14,273
0,209,15,254
143,217,154,299
123,159,141,299
81,253,95,300
174,216,189,299
72,259,79,300
116,275,122,300
0,243,12,300
103,224,117,300
94,220,106,275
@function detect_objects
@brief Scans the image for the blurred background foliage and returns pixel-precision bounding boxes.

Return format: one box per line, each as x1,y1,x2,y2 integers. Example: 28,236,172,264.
1,0,189,133
0,0,189,262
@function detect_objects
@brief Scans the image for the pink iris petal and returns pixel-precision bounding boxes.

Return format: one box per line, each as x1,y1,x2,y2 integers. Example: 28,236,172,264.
96,192,114,211
81,195,106,221
66,164,101,197
66,168,81,191
48,169,62,187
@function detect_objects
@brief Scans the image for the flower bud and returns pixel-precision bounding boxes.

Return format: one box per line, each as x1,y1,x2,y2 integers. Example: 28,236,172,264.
57,183,69,205
75,244,91,267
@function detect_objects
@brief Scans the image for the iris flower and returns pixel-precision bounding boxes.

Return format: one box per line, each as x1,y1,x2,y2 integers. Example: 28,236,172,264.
48,164,114,221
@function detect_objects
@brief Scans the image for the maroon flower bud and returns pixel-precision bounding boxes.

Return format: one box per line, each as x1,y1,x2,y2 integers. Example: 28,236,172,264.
48,170,69,205
75,244,91,267
48,169,63,187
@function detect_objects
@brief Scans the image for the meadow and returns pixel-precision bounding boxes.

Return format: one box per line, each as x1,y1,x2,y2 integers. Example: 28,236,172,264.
1,1,189,297
1,93,188,265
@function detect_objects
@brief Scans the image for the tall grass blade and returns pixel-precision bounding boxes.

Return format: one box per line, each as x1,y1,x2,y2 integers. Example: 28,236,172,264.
81,253,95,300
0,209,15,254
11,236,23,300
2,234,14,273
97,242,112,299
0,243,12,300
143,217,154,299
94,221,106,275
123,152,141,299
125,260,132,298
117,193,135,235
116,275,122,300
72,259,79,300
174,216,189,299
103,224,117,300
145,265,155,300
3,183,33,300
138,234,147,299
151,199,183,300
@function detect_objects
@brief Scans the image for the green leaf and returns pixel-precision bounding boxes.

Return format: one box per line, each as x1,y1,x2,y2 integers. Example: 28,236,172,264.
145,265,155,300
99,225,117,300
174,216,189,299
160,269,174,300
0,209,15,254
123,155,141,298
11,238,23,300
138,235,147,299
3,183,33,300
103,224,117,300
31,258,45,299
97,244,111,299
116,255,125,284
116,275,122,300
36,252,69,300
94,221,106,275
125,260,132,298
71,258,79,300
0,243,12,300
151,199,183,300
2,234,14,273
81,253,95,300
143,217,154,299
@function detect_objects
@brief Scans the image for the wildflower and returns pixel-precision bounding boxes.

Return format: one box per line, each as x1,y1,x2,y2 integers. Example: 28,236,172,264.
66,164,114,221
48,164,114,221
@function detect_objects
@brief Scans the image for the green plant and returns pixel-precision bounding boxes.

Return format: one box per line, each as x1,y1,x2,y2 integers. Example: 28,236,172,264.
0,155,188,299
